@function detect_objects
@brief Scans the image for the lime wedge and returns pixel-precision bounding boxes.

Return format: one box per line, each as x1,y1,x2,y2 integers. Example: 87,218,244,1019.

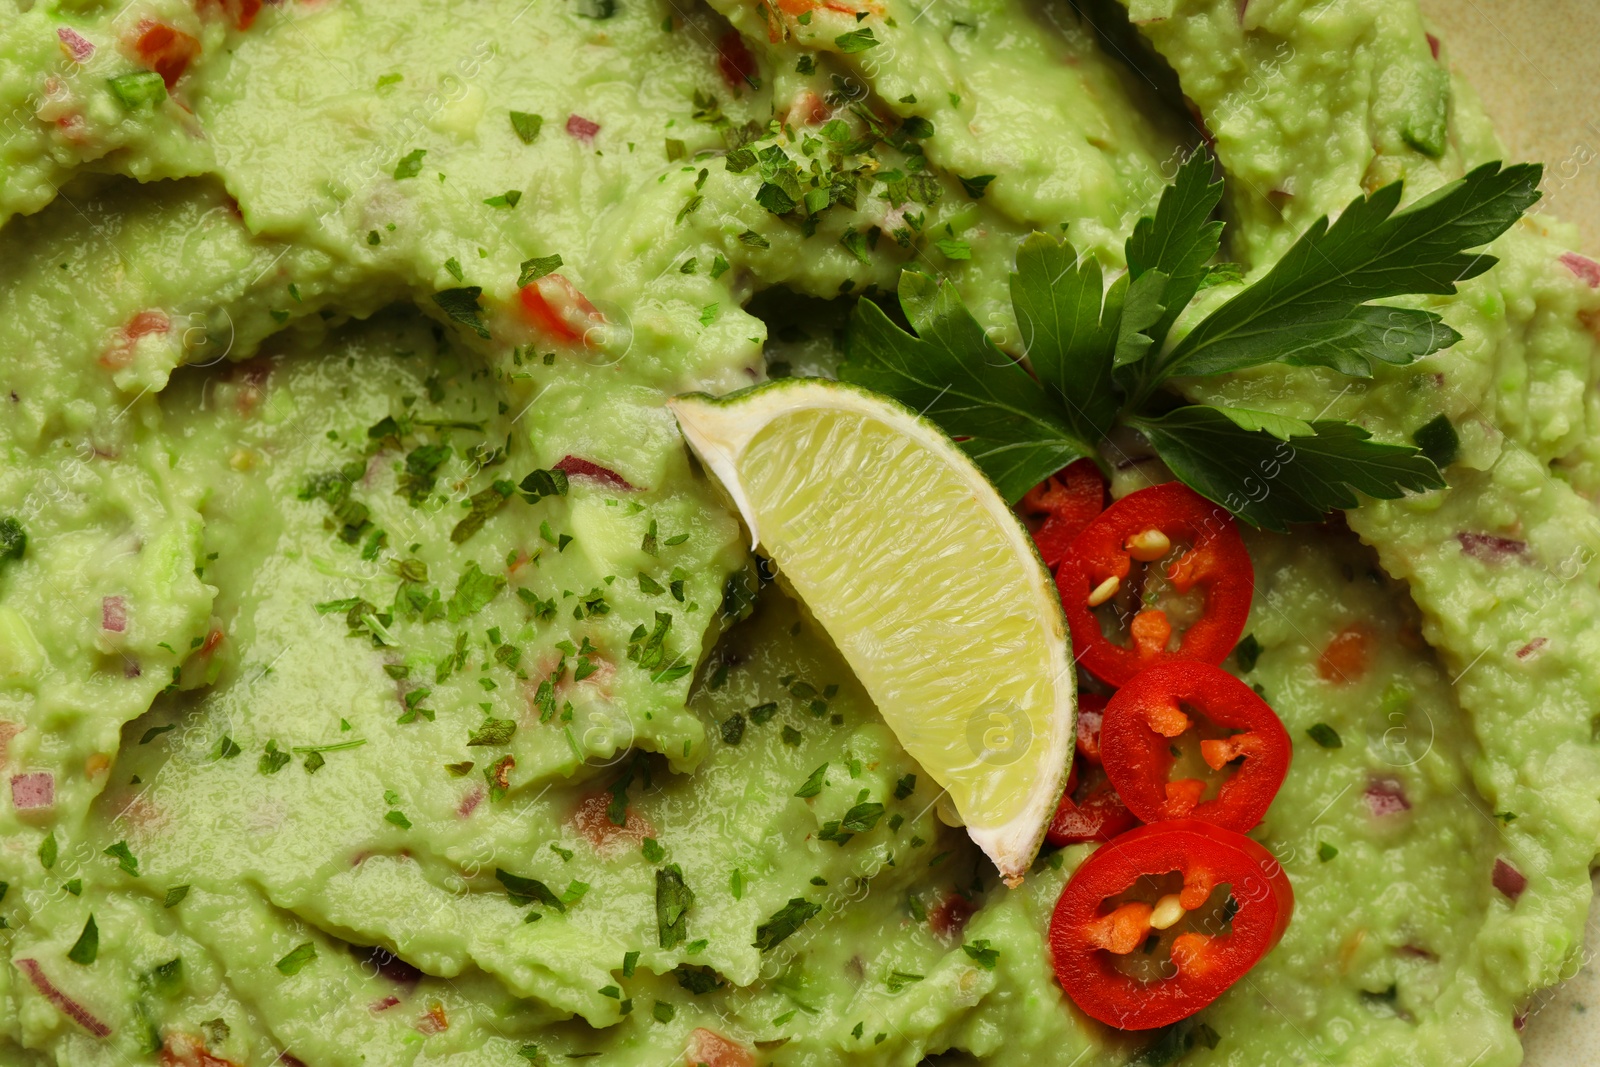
669,379,1075,883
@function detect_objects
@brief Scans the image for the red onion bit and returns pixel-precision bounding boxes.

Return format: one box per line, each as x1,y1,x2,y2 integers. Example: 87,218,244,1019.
1456,532,1528,563
928,892,977,940
1560,252,1600,288
554,455,638,491
1493,858,1528,901
370,995,401,1013
11,772,54,810
102,596,126,633
56,27,95,63
566,114,600,144
1364,778,1410,817
14,959,112,1037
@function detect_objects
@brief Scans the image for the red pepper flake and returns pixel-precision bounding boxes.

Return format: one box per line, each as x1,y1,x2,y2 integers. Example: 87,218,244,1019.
566,114,600,143
369,995,400,1013
1561,252,1600,288
457,785,484,817
554,455,637,490
1493,858,1527,901
102,596,126,633
716,30,758,92
131,20,201,89
56,27,95,63
1364,777,1410,817
10,772,54,810
486,755,514,792
1426,32,1441,60
199,627,225,655
14,959,112,1037
685,1028,754,1067
1516,637,1547,659
1456,532,1528,563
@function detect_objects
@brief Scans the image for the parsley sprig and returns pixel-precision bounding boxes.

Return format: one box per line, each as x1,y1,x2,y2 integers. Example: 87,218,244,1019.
840,154,1542,530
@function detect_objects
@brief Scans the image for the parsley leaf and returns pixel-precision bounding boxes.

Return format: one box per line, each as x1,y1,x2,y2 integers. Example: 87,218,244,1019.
1130,406,1444,532
496,868,565,912
103,841,139,877
837,151,1531,525
841,273,1093,500
433,287,491,340
1149,160,1541,385
393,149,427,179
67,915,98,965
510,111,543,144
794,763,828,798
835,27,879,52
275,941,316,975
447,562,506,622
518,254,563,287
467,716,517,746
753,897,821,952
655,864,695,949
1008,232,1122,440
1122,150,1224,355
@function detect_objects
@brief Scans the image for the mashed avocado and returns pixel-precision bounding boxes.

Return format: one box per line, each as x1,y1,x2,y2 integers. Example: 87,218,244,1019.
1,0,1598,1064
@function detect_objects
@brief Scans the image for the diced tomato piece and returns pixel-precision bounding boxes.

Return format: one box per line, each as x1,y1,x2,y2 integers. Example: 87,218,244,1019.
686,1029,753,1067
518,274,603,346
131,20,200,89
1317,623,1373,683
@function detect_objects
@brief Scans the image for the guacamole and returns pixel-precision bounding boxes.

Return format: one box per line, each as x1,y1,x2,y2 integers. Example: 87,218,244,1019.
1,0,1598,1064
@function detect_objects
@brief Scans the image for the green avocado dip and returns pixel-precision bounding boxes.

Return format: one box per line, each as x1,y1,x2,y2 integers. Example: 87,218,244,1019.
2,0,1600,1064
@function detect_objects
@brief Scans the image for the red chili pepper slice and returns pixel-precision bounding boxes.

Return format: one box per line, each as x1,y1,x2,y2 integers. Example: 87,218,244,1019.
1047,774,1140,846
1049,820,1293,1030
1100,661,1290,833
1017,459,1107,570
1047,694,1140,846
1057,482,1252,686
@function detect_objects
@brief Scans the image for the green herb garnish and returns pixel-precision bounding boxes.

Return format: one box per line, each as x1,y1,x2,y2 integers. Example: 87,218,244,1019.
753,897,821,952
656,864,694,949
840,155,1541,530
